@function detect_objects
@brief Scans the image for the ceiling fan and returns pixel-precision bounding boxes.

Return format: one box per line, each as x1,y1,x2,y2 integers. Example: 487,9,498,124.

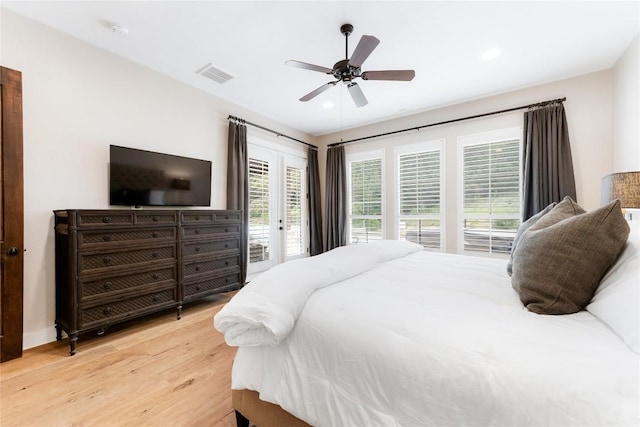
286,24,415,107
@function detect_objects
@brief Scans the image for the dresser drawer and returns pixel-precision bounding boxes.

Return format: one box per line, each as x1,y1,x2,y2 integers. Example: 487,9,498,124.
181,212,216,224
135,212,178,225
80,266,177,301
213,211,242,223
181,239,239,259
79,288,176,329
182,224,240,240
78,228,176,248
77,212,133,227
182,255,239,279
78,245,176,274
183,273,241,300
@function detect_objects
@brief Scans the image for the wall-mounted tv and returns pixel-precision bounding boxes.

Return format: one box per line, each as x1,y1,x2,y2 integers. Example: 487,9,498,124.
109,145,212,207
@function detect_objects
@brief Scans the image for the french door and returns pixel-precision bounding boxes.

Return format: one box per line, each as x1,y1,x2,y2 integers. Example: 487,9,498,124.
248,144,307,275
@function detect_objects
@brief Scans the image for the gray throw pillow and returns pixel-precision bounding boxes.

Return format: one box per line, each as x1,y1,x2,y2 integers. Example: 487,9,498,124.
511,197,630,315
506,202,557,277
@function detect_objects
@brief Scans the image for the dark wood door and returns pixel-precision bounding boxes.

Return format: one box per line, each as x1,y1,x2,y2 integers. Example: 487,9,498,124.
1,66,24,362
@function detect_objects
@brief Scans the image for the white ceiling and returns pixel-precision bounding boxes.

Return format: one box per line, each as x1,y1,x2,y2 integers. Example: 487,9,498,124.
3,1,639,136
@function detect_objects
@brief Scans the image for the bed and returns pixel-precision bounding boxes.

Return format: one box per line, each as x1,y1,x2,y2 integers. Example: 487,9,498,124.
215,198,639,427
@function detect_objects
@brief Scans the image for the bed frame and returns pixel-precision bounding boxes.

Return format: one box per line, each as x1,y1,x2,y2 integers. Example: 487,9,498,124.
233,389,312,427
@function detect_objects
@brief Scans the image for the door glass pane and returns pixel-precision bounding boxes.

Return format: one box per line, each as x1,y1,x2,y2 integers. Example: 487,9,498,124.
249,158,270,263
286,165,304,257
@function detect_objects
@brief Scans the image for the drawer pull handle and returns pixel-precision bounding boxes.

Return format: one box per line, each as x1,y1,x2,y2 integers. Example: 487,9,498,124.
103,257,112,264
152,273,159,280
225,215,229,220
195,265,200,272
103,216,111,223
103,306,113,316
195,285,201,291
195,229,200,234
225,277,230,283
152,295,160,303
195,216,200,221
225,243,229,248
152,216,159,222
103,235,112,242
195,246,200,252
152,252,158,258
225,261,229,266
225,228,229,232
152,231,159,238
103,282,112,290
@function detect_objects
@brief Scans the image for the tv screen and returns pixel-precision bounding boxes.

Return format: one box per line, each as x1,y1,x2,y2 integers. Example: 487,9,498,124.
109,145,212,207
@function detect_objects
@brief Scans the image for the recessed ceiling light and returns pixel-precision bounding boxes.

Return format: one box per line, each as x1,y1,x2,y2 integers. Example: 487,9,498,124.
482,48,500,61
323,101,334,109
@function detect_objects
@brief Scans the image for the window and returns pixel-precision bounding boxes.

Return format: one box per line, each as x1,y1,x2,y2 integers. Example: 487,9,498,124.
284,160,306,259
396,141,443,250
248,156,274,266
348,151,384,244
458,127,521,255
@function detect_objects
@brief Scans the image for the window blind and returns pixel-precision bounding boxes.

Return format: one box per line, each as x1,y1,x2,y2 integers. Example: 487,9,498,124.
350,158,383,243
285,166,304,257
398,149,441,249
248,158,271,263
462,139,520,254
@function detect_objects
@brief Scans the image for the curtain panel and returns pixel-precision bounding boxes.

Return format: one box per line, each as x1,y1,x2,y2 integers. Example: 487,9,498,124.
227,121,249,284
522,103,577,221
307,148,324,256
325,146,347,251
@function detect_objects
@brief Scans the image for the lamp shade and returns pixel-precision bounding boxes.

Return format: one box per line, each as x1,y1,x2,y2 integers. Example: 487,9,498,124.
601,172,640,208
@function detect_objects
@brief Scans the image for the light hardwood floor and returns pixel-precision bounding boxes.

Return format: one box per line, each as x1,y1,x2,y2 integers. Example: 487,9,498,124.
0,294,238,427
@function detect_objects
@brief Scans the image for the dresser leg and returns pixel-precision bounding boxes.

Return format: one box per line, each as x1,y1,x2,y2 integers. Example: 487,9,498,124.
69,333,78,356
176,304,182,320
55,324,62,341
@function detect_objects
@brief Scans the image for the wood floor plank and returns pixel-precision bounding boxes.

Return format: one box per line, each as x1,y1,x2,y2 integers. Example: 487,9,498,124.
0,294,237,427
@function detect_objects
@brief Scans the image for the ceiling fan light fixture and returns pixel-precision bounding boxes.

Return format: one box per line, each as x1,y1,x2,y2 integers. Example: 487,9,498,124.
286,23,415,108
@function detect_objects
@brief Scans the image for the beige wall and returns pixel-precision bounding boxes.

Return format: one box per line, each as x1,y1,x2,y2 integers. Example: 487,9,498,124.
613,33,640,171
316,70,614,252
0,9,311,349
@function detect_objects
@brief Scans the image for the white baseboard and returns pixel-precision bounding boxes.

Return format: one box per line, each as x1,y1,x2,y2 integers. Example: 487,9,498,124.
23,327,58,350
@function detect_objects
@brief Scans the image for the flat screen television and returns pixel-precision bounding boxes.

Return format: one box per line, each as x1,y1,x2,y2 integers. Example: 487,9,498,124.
109,145,212,207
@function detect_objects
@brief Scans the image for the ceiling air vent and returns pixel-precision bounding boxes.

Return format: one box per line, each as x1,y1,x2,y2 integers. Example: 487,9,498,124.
196,63,234,84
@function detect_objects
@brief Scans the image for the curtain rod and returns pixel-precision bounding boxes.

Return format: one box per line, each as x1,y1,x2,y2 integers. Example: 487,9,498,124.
228,115,317,150
327,97,566,148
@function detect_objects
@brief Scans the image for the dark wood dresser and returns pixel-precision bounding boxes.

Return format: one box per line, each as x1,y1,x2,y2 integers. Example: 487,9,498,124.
54,209,243,355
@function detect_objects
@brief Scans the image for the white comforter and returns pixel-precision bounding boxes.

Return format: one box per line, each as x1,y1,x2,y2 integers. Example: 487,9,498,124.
216,243,640,427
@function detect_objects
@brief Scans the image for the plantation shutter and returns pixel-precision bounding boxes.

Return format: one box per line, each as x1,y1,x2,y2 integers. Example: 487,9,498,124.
350,157,383,243
285,165,304,257
248,157,271,263
462,139,520,254
398,149,441,249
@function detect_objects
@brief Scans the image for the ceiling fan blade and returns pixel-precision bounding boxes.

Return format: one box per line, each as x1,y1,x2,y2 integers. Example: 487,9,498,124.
361,70,416,81
347,82,368,107
286,60,333,74
300,81,338,102
348,35,380,68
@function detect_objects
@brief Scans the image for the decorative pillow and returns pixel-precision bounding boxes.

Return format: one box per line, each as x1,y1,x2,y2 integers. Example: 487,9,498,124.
506,202,557,277
511,197,630,315
587,221,639,353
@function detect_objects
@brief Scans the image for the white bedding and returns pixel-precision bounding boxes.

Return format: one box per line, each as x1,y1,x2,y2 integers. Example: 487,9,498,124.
219,246,640,426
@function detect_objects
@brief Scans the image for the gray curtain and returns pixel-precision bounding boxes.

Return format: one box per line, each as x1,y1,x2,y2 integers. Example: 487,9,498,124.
227,120,248,284
522,103,577,221
325,146,347,251
307,148,323,256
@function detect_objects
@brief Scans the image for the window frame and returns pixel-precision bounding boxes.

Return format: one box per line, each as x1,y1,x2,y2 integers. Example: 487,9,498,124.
346,149,386,244
456,126,522,257
394,139,445,251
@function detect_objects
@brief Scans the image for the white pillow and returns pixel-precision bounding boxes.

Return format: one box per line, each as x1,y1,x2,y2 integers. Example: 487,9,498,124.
587,220,640,353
